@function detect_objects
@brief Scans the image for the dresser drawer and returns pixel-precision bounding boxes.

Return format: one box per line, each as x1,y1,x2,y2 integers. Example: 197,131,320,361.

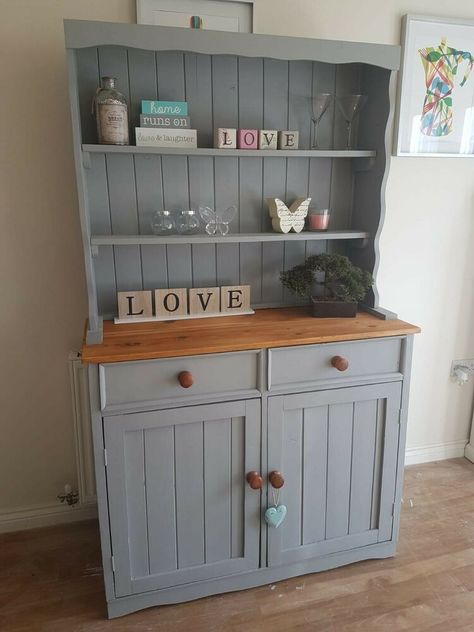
268,337,402,390
100,350,260,410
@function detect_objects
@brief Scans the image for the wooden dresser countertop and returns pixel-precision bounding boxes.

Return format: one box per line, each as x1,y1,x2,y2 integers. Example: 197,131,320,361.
81,307,420,364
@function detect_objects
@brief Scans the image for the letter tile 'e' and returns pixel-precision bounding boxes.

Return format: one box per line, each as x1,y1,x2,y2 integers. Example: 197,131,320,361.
155,288,188,317
189,287,220,315
237,129,258,149
278,131,299,149
220,285,251,313
117,291,153,320
214,128,237,149
259,130,278,149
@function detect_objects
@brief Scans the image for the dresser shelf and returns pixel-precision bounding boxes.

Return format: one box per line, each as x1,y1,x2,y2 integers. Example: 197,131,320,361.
82,144,376,159
90,230,370,249
69,19,396,344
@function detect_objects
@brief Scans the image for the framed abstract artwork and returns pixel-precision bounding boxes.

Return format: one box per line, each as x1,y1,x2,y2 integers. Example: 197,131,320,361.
395,15,474,156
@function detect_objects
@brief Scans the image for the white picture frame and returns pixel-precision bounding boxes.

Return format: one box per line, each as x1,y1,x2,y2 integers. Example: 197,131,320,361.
137,0,254,33
394,14,474,157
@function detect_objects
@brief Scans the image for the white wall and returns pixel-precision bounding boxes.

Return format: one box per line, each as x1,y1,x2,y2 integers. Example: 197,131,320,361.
0,1,135,525
256,1,474,460
1,0,473,524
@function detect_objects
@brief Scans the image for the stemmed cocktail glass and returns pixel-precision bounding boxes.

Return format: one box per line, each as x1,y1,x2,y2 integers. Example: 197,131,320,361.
336,94,368,149
310,93,333,149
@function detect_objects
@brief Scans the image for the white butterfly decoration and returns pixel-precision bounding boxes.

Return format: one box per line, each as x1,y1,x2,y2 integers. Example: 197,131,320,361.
199,205,237,236
266,197,311,234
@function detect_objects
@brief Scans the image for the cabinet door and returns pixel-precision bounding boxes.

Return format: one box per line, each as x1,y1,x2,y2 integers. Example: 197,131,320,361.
105,399,261,597
267,382,401,567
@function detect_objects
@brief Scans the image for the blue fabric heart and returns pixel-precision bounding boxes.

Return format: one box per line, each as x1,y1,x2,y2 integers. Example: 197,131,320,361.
265,504,287,528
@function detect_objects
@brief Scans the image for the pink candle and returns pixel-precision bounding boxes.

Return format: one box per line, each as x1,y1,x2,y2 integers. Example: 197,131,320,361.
308,210,330,231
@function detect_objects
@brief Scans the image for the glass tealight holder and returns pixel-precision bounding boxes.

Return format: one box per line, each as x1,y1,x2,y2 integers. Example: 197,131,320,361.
151,210,174,235
176,209,200,235
308,208,330,231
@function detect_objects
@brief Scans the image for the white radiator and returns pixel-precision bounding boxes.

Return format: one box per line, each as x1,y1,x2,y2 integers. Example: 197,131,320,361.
69,352,96,505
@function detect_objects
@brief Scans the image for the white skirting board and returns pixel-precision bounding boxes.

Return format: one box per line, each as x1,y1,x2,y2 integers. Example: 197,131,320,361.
0,501,97,534
405,440,468,466
464,442,474,463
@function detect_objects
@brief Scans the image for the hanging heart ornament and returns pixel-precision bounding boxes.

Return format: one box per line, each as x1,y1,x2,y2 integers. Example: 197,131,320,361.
265,504,287,528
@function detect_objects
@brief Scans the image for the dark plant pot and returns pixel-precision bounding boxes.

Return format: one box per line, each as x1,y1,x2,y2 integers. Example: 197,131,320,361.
311,299,357,318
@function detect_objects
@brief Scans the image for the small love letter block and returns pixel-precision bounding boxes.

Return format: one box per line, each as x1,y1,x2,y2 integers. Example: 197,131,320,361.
189,287,220,315
220,285,251,313
237,129,258,149
154,288,188,317
214,128,237,149
278,131,299,149
258,130,278,149
117,291,153,320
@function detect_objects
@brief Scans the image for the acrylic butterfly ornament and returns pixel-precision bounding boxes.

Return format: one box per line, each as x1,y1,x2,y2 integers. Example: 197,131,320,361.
199,205,237,236
266,197,311,234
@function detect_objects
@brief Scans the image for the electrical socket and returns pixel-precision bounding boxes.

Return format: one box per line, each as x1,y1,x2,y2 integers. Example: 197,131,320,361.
451,359,474,378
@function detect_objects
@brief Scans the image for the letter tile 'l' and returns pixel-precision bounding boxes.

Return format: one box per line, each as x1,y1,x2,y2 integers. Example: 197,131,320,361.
117,291,153,320
214,128,237,149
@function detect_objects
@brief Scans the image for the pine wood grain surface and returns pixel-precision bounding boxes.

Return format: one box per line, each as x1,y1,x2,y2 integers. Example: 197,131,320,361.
82,307,420,363
1,459,473,631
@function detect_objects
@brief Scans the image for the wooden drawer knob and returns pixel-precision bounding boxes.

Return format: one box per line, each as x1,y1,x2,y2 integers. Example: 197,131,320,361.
177,371,194,388
246,471,263,490
269,470,285,489
331,355,349,372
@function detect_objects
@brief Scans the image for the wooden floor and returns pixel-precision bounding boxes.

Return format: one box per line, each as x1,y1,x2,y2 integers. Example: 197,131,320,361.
2,459,474,631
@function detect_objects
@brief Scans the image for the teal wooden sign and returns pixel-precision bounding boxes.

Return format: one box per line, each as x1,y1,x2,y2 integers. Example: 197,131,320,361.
141,100,188,115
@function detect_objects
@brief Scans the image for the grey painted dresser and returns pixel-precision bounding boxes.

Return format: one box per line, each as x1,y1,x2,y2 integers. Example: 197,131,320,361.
82,310,418,618
65,20,420,618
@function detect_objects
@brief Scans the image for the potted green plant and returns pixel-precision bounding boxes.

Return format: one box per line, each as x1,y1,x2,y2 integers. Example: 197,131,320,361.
280,253,373,317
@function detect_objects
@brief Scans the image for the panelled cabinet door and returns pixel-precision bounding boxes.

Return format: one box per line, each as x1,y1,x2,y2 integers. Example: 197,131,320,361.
105,399,261,597
267,382,402,567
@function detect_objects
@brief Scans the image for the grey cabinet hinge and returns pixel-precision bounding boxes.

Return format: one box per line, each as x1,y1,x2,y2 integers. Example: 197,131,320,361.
392,502,396,517
111,555,115,573
103,448,108,467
